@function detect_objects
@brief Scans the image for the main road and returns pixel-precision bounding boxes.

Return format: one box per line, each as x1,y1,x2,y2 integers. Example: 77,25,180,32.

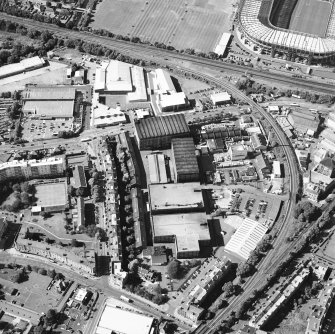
0,13,335,94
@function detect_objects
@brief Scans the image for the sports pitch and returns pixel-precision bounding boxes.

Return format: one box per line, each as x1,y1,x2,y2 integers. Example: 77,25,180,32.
90,0,235,52
35,183,67,208
289,0,332,37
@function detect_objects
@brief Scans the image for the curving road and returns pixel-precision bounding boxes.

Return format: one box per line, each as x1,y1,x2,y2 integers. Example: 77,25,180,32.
0,13,335,94
0,13,302,333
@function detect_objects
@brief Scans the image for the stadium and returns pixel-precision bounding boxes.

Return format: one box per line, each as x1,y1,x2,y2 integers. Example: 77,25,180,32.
238,0,335,61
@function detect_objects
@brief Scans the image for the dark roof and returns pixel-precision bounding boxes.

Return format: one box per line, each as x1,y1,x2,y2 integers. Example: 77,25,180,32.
73,165,87,188
171,138,199,176
201,127,244,140
135,114,189,139
320,157,335,170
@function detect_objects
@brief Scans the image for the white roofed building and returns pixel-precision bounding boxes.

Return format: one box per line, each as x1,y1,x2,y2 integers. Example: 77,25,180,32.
214,33,232,56
211,92,231,106
160,92,188,112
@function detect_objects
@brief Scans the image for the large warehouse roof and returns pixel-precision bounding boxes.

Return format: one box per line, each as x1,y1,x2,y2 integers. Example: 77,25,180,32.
171,137,199,176
22,86,76,100
135,114,189,140
23,100,74,118
0,56,45,78
154,69,176,94
96,304,154,334
160,92,187,108
224,218,268,260
105,60,133,92
239,0,335,56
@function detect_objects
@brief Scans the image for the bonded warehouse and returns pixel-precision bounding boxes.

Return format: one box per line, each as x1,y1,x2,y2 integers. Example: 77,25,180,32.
134,113,190,150
171,137,200,183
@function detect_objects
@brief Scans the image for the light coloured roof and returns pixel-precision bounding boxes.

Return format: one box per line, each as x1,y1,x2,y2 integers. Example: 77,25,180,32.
154,69,176,94
0,56,44,78
160,92,187,108
214,32,231,55
147,153,168,184
224,218,268,259
93,104,126,127
211,92,231,103
96,304,154,334
23,86,75,100
240,0,335,55
128,66,147,102
23,100,74,118
105,60,133,92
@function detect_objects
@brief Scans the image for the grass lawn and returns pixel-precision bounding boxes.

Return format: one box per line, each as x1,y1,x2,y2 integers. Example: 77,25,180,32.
0,272,63,313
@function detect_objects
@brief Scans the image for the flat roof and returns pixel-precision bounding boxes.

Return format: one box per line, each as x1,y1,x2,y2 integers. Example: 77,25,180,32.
105,60,133,92
23,100,74,118
160,92,187,108
128,66,147,102
35,183,67,208
152,213,210,252
149,183,204,212
211,92,231,103
22,86,76,100
0,56,44,78
135,114,189,140
96,304,154,334
214,32,231,55
154,69,176,94
171,137,199,176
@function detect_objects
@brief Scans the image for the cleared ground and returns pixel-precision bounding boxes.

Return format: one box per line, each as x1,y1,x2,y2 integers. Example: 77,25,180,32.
289,0,332,37
90,0,235,52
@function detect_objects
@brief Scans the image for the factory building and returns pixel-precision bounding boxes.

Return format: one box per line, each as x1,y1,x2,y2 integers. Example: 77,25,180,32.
134,113,190,150
171,137,200,183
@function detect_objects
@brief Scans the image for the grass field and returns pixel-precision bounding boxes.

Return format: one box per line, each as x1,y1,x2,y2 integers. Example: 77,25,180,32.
324,233,335,259
0,272,62,313
289,0,332,37
90,0,235,52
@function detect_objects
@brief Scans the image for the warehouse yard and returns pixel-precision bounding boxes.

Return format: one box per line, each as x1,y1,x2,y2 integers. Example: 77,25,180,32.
91,0,236,52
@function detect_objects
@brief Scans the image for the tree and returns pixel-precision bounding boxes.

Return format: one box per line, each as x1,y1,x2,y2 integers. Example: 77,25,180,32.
76,188,85,197
45,309,58,325
71,238,78,247
38,268,47,276
166,260,182,279
47,269,56,279
128,259,139,273
236,262,253,278
222,282,235,297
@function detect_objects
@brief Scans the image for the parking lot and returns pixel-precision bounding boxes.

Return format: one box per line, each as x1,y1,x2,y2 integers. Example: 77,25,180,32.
21,118,73,141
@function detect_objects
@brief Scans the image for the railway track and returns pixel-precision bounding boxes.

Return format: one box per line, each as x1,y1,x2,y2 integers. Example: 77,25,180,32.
1,13,335,94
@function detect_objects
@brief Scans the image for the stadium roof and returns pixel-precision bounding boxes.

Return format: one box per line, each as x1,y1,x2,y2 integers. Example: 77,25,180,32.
224,218,268,260
23,100,74,118
22,86,76,100
96,304,154,334
240,0,335,56
135,114,189,140
171,137,199,176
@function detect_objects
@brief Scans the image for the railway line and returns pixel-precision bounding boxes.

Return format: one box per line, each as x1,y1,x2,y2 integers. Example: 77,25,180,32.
0,13,313,334
1,13,335,94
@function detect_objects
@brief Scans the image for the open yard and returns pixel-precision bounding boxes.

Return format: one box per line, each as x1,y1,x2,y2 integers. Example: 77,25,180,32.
0,272,63,313
289,0,332,37
91,0,236,52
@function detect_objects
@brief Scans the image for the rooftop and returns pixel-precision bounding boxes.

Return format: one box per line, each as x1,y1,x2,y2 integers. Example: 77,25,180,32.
171,137,199,176
211,92,231,103
135,113,189,140
149,183,204,213
22,86,76,100
153,213,210,252
73,165,87,188
96,303,154,334
23,100,74,118
160,92,187,108
34,182,67,208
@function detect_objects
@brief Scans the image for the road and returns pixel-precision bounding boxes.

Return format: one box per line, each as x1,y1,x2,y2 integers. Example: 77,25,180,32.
0,13,302,333
0,13,335,94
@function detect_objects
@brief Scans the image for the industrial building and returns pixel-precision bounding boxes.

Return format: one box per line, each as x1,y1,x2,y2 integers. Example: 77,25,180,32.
91,100,126,128
272,160,282,178
152,212,211,258
224,218,268,260
0,56,45,79
311,157,335,192
171,137,200,183
228,145,249,161
150,69,189,112
149,183,204,214
22,86,76,120
95,301,155,334
134,113,190,150
147,153,169,184
94,60,147,102
251,133,267,151
288,109,320,136
0,217,8,250
0,156,65,182
214,33,232,56
210,92,231,106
